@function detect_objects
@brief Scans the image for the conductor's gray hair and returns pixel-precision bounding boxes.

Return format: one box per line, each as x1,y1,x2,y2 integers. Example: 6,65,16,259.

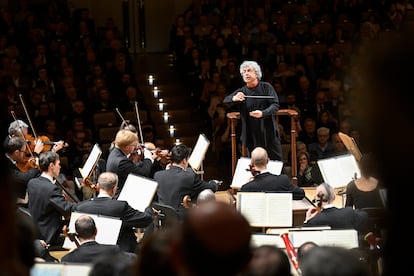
240,60,262,80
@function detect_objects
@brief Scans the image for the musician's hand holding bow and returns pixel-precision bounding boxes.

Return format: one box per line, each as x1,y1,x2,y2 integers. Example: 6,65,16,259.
51,141,64,152
232,92,245,102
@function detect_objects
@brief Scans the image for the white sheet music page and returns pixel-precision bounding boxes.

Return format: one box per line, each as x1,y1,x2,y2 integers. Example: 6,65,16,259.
79,143,102,178
188,134,210,171
118,173,158,212
63,212,122,249
317,154,360,188
237,192,292,227
231,157,284,189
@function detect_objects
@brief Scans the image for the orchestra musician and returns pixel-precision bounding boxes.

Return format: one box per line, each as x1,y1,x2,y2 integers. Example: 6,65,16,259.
4,136,41,202
303,182,369,234
106,129,158,198
240,147,305,200
223,60,283,161
27,151,76,248
61,215,124,263
153,144,219,220
74,172,154,253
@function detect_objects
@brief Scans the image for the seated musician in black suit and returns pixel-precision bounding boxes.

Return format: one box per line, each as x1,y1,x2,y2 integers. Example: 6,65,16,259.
61,215,123,263
240,147,305,200
74,172,153,253
303,182,369,233
153,144,219,220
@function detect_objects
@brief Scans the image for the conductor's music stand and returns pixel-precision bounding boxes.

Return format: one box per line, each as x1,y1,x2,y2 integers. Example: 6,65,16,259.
152,203,180,231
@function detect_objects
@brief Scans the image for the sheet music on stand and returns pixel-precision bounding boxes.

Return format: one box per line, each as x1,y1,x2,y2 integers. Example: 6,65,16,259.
76,143,102,188
231,157,283,189
188,134,210,178
317,153,360,188
63,211,122,249
118,174,158,212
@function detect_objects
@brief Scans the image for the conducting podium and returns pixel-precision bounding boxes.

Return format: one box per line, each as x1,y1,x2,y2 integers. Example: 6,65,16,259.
227,109,299,183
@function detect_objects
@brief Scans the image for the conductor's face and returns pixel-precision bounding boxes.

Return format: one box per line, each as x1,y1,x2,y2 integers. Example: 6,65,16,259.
241,66,258,85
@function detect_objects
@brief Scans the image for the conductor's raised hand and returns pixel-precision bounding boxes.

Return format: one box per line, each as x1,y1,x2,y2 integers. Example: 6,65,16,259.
232,92,245,102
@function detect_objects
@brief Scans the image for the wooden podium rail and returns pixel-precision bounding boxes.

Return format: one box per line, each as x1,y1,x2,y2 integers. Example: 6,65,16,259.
227,109,299,183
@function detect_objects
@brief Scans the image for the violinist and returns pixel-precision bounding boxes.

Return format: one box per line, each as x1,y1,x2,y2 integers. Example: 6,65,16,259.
4,136,40,202
106,129,158,198
27,151,76,247
303,182,369,234
240,147,305,200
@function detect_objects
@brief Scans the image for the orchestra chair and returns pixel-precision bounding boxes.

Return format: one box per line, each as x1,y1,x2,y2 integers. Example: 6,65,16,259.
92,111,118,128
152,203,180,231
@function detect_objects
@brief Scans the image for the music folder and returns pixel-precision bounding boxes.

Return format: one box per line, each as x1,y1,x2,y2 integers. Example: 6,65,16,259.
63,212,122,250
188,133,210,171
76,143,102,188
317,154,360,188
117,173,158,212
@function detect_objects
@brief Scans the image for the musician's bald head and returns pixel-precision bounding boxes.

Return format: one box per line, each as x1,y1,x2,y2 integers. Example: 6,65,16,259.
172,201,252,276
251,147,269,169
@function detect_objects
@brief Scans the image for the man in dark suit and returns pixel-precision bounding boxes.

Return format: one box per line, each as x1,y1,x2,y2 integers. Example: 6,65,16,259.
303,182,368,233
240,147,305,200
27,151,75,247
153,144,219,220
74,172,153,253
61,215,123,263
106,129,156,198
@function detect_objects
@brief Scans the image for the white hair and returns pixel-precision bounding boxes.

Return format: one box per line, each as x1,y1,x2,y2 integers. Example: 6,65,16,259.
240,60,262,80
8,120,28,135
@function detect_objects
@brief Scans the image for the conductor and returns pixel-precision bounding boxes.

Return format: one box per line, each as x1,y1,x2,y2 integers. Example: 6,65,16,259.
223,60,283,161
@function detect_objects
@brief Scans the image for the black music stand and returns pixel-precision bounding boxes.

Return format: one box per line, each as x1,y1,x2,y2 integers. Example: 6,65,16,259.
152,203,179,231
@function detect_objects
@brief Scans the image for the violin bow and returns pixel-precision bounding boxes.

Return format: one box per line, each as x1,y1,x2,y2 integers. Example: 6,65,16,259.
134,101,144,144
18,94,38,140
10,110,34,157
115,107,129,128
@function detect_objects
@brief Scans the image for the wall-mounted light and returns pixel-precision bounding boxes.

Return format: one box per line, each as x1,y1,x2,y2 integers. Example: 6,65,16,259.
175,138,181,145
148,75,154,85
163,111,169,123
169,125,175,137
153,86,159,98
158,98,164,111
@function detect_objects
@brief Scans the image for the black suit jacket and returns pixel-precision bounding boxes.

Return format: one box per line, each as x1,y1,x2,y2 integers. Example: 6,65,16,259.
74,197,153,252
27,176,75,244
240,173,305,200
153,165,218,219
6,156,40,199
303,206,369,233
61,241,121,263
106,147,153,197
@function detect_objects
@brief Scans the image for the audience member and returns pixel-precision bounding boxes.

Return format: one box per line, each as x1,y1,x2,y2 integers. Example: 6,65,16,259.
168,201,252,276
299,246,370,276
240,147,305,200
297,241,319,267
241,244,292,276
308,127,334,161
88,251,136,276
296,151,323,187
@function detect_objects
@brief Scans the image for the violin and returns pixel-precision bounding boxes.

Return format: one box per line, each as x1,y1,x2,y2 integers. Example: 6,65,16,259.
16,156,39,172
313,191,325,213
25,134,68,153
62,225,80,248
182,195,194,208
247,163,260,179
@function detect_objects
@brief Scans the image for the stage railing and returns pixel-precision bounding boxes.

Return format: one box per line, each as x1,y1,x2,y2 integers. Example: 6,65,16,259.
227,109,299,184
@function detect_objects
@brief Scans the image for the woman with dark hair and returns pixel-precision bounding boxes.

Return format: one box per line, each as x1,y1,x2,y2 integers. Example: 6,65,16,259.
297,151,323,187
